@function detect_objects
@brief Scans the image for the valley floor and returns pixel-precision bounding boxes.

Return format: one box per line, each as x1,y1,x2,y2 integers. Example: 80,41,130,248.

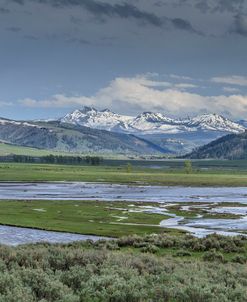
0,199,173,238
0,162,246,300
1,162,247,186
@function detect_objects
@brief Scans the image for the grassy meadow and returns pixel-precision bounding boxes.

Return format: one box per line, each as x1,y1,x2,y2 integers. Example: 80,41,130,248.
0,200,245,238
0,162,247,186
0,143,72,157
0,200,178,237
0,142,131,159
0,159,245,300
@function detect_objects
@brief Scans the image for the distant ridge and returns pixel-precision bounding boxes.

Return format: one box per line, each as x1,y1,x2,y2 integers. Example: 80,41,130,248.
0,117,168,155
184,130,247,159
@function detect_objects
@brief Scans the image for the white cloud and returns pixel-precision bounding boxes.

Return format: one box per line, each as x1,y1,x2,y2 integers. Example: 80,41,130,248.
0,101,13,107
19,74,247,119
173,83,198,89
20,94,94,108
169,74,194,81
212,75,247,86
222,86,240,93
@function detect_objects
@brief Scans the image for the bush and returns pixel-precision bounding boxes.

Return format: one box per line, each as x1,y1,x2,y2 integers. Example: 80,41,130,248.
203,250,225,263
174,250,192,257
184,160,193,174
0,235,244,301
232,255,247,264
140,244,159,254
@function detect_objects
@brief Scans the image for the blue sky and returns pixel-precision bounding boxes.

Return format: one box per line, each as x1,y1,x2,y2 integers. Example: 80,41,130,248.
0,0,247,120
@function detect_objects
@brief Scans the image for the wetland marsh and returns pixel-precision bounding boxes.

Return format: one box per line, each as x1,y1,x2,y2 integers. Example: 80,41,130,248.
0,162,247,244
0,182,246,242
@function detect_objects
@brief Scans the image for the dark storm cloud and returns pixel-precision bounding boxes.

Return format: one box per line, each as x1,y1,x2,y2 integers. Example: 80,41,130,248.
24,34,39,40
194,0,245,14
9,0,202,34
5,26,22,32
214,0,245,13
0,7,10,14
171,18,198,33
11,0,25,4
194,1,211,13
67,37,91,45
11,0,164,27
233,13,247,36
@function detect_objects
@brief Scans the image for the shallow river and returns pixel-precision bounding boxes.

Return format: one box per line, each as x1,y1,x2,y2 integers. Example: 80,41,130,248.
0,182,247,243
0,225,107,246
0,182,247,203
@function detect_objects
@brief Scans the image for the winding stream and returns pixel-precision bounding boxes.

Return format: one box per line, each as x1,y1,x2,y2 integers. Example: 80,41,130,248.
0,182,247,203
0,182,247,243
0,225,108,246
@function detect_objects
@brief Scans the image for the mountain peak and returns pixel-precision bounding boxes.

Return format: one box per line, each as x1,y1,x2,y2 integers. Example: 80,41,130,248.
197,113,225,119
191,113,226,123
60,106,133,131
188,113,245,133
79,106,97,113
137,111,166,119
101,108,112,113
60,107,246,135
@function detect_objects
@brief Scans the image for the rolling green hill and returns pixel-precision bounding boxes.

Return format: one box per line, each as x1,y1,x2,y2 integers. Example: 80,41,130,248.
0,119,167,155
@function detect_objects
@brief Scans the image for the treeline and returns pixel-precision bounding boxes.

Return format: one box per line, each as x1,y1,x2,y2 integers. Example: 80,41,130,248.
0,154,103,165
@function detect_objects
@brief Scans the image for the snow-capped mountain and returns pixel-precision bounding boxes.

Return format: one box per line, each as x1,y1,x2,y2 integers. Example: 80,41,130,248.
186,114,245,133
238,119,247,129
60,107,245,135
61,107,133,132
0,108,244,156
0,118,43,129
128,112,192,134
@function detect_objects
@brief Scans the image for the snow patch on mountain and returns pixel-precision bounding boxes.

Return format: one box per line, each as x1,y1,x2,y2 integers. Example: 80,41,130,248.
60,107,246,135
0,118,41,129
186,114,244,133
61,107,133,132
128,112,193,134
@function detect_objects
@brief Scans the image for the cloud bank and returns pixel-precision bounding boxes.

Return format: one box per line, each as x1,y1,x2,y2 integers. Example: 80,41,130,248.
9,0,199,34
19,74,247,119
212,75,247,86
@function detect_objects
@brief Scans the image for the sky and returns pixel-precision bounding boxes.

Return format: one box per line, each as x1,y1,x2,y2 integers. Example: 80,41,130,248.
0,0,247,120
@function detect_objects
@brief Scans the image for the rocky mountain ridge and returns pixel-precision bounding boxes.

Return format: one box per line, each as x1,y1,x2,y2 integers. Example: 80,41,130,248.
61,107,245,135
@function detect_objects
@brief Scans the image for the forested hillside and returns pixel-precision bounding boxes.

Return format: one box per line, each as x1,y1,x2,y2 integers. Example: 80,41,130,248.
185,131,247,159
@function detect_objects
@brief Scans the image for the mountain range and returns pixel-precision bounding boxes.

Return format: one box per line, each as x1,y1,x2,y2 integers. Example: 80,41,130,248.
61,106,245,135
60,107,246,154
0,107,246,156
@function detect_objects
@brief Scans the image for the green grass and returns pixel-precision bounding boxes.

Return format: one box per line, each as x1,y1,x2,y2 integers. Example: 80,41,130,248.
166,204,243,219
0,142,143,159
0,197,243,238
0,198,243,238
0,143,74,156
1,163,247,186
0,142,125,158
0,200,180,237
